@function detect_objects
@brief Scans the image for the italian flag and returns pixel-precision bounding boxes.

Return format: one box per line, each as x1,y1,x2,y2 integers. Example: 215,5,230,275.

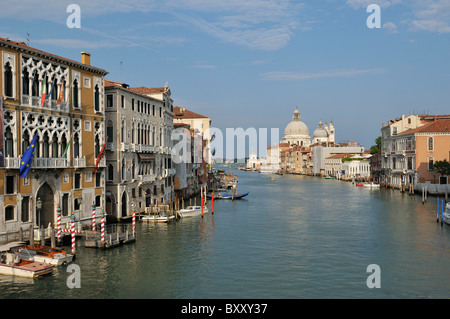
40,77,47,107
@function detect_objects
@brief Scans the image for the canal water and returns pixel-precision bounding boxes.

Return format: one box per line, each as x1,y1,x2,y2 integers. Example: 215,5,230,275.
1,167,450,299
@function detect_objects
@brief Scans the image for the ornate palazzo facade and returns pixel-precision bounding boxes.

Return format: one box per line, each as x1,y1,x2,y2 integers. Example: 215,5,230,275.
1,37,108,236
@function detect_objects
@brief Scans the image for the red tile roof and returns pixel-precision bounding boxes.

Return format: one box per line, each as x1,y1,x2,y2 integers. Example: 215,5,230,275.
399,119,450,135
128,87,168,95
0,36,107,75
173,106,209,119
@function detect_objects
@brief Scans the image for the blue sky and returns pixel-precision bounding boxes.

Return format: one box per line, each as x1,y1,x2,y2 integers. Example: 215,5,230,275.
1,0,449,155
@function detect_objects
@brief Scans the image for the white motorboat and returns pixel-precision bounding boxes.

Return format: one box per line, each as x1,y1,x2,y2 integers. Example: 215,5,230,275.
17,244,74,266
0,242,54,278
142,213,175,223
362,182,380,188
178,205,209,218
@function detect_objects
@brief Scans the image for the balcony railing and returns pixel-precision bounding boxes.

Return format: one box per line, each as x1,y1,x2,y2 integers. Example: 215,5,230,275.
138,174,156,183
34,158,69,168
22,95,68,112
73,157,86,168
4,157,20,169
120,142,129,151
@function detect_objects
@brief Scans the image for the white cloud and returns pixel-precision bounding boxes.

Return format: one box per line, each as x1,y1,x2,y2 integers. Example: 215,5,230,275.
410,0,450,33
346,0,395,10
261,69,387,81
0,0,305,51
383,22,398,33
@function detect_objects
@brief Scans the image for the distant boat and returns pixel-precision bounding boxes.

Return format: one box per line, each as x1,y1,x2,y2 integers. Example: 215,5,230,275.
324,176,334,179
206,192,249,200
357,182,380,188
178,206,209,218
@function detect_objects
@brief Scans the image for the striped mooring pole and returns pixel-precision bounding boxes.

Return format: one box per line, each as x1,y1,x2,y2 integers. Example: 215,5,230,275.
57,205,62,243
92,203,96,232
132,200,136,236
71,213,76,254
437,197,440,222
101,207,105,244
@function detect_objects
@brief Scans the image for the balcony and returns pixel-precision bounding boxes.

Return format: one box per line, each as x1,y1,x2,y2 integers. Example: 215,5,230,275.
4,157,20,169
106,142,114,151
120,142,130,152
138,174,156,183
34,158,69,168
21,95,68,112
73,157,86,168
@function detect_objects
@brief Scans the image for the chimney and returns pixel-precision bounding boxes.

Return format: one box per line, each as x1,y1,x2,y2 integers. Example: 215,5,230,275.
81,51,91,66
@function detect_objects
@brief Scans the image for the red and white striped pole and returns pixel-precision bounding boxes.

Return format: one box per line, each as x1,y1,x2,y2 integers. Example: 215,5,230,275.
101,207,105,245
92,203,96,232
131,200,136,237
57,205,62,243
71,213,76,254
201,186,204,218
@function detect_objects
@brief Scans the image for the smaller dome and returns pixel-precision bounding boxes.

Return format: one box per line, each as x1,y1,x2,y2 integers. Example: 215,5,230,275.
313,120,329,138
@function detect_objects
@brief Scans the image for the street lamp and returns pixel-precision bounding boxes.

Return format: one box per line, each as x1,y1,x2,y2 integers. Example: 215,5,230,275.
36,197,42,227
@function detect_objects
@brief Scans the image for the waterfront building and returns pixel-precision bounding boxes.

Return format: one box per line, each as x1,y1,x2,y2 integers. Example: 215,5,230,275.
0,37,108,237
246,149,261,171
380,114,450,190
104,80,175,218
173,106,211,165
172,109,209,198
311,143,365,177
392,118,450,192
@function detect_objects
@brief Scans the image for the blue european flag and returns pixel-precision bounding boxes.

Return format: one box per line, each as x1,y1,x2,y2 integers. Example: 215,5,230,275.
19,135,38,178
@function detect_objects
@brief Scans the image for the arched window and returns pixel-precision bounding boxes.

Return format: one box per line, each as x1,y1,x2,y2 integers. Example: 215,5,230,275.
94,84,100,111
73,79,79,108
22,68,30,96
22,130,30,153
428,137,433,151
61,134,68,157
42,132,50,158
31,72,39,97
51,78,58,100
73,133,80,158
4,62,13,97
5,127,14,157
51,134,58,158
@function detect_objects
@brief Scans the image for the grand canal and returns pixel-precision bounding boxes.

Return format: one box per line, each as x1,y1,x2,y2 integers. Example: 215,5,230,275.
1,167,450,299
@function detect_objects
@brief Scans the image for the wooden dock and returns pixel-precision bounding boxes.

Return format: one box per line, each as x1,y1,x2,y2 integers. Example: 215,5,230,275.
84,225,136,249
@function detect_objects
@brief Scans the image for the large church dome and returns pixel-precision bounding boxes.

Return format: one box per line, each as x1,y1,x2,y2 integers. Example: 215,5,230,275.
284,108,309,136
283,108,311,147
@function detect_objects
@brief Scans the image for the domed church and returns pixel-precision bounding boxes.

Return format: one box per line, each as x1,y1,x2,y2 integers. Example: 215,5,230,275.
283,107,311,147
282,108,335,146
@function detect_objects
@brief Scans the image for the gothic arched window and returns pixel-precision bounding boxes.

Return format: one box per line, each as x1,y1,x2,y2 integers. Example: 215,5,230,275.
4,62,13,97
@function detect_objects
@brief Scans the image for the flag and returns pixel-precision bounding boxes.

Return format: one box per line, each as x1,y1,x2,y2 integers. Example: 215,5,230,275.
93,137,108,174
19,135,38,178
40,77,47,107
46,82,54,102
62,136,72,158
210,133,215,142
211,147,216,156
57,82,65,106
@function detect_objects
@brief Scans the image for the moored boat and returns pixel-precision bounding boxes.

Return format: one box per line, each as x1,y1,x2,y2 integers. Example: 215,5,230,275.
178,206,209,218
363,182,380,188
142,213,175,223
0,242,54,278
17,244,73,266
206,192,249,199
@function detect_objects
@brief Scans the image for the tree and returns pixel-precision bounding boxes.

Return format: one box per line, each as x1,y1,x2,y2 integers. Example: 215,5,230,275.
433,159,450,177
370,136,381,154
